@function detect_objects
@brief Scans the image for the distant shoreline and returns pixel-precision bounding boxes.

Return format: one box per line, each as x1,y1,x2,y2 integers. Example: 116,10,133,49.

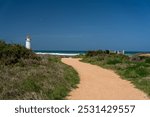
34,50,150,56
36,52,80,56
34,50,85,56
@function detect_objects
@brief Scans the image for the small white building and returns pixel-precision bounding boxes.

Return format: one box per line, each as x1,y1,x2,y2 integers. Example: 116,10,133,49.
117,50,125,55
26,35,31,49
122,50,125,55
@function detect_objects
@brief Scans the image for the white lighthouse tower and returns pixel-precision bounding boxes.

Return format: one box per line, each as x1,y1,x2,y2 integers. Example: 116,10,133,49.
26,34,31,49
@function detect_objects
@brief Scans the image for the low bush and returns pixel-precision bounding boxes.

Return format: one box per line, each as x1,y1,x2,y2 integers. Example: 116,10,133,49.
106,58,122,65
145,57,150,63
0,40,39,65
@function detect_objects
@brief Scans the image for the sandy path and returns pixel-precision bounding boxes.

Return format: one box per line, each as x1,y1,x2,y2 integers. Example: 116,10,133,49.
62,58,149,100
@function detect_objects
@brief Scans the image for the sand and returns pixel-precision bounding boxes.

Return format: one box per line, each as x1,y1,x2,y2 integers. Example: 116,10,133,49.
62,58,149,100
139,54,150,57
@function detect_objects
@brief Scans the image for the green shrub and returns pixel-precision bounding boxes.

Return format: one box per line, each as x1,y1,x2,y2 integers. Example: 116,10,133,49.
135,66,149,77
106,58,122,64
134,78,150,96
123,68,139,78
145,57,150,63
0,40,40,65
48,56,60,63
86,50,109,57
21,79,41,93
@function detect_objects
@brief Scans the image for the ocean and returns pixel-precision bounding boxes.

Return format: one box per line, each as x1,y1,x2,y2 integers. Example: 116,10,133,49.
34,50,86,56
34,50,150,56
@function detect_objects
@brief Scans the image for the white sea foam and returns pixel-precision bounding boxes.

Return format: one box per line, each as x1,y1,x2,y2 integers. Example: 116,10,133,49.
35,52,80,56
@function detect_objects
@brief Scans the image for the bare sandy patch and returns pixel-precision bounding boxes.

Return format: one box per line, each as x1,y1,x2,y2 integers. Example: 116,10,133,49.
139,54,150,57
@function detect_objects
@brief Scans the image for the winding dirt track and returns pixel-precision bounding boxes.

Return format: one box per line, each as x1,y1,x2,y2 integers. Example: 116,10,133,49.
62,58,149,100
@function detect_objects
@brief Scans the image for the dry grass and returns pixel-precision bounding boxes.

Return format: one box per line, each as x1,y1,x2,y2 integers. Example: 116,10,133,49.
0,55,79,99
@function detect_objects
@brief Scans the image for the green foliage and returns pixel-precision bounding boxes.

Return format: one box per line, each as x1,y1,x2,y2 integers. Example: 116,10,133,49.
86,50,110,57
145,57,150,63
48,56,61,63
21,79,41,93
64,64,80,88
0,40,40,65
106,58,122,65
86,51,97,57
134,78,150,96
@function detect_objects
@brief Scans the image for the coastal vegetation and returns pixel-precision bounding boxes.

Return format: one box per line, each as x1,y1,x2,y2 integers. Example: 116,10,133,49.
0,40,79,99
82,50,150,97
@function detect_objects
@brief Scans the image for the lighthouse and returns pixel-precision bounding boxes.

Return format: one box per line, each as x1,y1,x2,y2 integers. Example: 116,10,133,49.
26,35,31,49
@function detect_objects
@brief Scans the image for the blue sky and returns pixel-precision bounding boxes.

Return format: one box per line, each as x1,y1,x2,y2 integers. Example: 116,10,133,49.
0,0,150,51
